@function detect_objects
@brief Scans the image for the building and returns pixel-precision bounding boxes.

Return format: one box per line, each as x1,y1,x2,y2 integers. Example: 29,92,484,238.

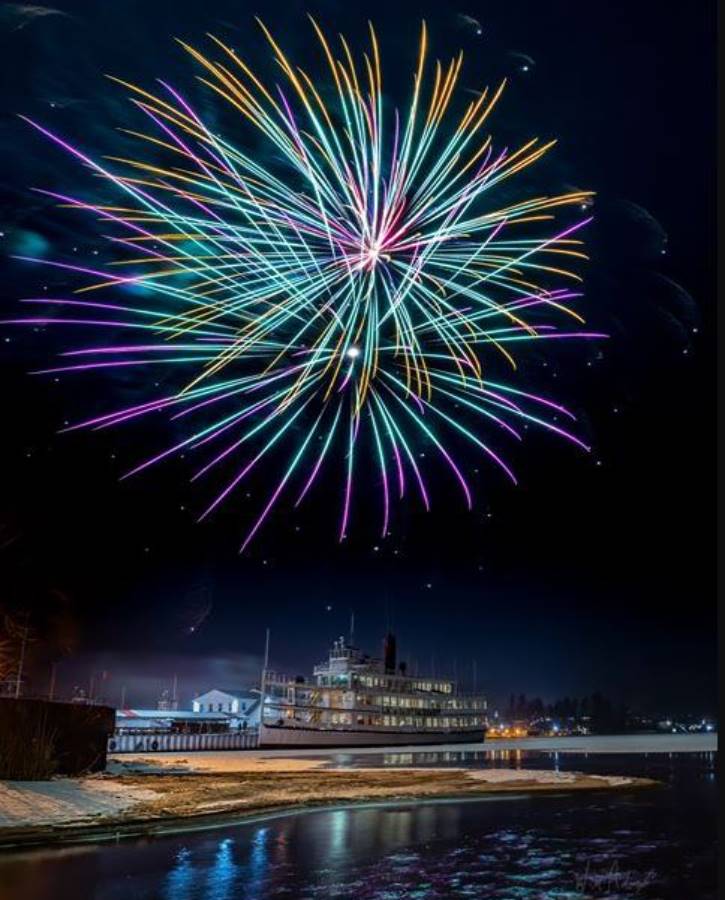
192,689,261,727
115,708,231,734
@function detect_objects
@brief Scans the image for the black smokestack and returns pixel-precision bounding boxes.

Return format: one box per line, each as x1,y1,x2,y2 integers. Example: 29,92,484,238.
383,633,397,674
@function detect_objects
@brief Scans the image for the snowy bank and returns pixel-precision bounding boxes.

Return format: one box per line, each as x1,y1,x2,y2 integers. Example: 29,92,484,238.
0,778,159,829
0,759,656,848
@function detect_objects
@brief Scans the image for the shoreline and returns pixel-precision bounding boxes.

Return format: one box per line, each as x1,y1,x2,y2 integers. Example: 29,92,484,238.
0,783,658,853
0,754,659,851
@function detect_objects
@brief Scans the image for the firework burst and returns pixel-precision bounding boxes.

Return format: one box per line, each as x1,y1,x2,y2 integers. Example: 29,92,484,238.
10,19,603,549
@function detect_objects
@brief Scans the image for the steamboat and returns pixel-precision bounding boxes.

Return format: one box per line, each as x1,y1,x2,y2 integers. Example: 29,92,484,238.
259,633,487,748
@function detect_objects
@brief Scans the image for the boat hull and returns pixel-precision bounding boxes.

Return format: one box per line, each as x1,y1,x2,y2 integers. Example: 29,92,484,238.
259,723,486,748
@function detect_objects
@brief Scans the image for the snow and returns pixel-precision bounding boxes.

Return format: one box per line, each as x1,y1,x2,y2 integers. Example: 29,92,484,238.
0,778,158,829
467,769,580,784
466,769,633,786
107,755,325,775
107,731,717,767
0,732,713,834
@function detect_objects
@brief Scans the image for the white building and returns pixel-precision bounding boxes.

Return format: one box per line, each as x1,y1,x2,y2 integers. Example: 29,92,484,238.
192,689,261,727
115,708,230,734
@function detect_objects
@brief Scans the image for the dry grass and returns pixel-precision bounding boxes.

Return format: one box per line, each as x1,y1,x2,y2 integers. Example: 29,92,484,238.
112,766,655,823
0,759,658,847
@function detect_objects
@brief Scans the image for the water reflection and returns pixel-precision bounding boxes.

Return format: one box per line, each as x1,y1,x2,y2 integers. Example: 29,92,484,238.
0,753,716,900
359,747,528,768
155,803,477,899
206,838,235,900
164,846,193,900
246,828,269,900
329,810,348,860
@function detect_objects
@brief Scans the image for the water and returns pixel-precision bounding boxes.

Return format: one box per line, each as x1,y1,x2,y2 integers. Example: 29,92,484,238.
0,752,716,899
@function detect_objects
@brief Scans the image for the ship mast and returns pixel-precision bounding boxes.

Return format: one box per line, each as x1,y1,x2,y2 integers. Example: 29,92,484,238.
260,627,270,719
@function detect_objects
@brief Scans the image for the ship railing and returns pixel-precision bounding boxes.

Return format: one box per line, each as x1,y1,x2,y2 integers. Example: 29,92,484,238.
258,718,484,733
348,682,485,698
261,702,487,716
262,698,486,713
108,728,260,753
262,672,302,689
261,678,486,709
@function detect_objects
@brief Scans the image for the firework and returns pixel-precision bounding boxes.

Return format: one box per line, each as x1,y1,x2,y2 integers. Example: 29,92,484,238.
10,19,603,549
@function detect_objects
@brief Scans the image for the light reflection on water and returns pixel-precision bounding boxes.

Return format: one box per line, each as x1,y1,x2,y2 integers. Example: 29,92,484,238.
162,830,271,900
328,747,552,769
148,778,714,900
164,846,192,899
0,752,716,900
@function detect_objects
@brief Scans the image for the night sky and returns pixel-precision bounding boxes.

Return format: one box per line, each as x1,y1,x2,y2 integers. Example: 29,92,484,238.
0,0,715,714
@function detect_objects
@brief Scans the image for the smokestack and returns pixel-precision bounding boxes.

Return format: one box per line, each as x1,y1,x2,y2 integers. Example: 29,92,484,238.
383,633,397,674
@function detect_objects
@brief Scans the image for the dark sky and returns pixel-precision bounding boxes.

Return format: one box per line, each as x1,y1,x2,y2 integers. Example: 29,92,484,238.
0,0,715,714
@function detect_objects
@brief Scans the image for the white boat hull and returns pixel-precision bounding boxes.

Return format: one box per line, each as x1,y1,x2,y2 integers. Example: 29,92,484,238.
259,723,486,748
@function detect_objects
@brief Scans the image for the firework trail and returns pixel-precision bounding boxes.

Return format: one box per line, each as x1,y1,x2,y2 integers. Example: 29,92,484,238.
10,19,602,549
